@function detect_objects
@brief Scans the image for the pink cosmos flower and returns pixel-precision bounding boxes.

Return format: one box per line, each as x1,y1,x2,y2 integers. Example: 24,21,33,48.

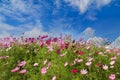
73,60,77,65
86,61,92,67
103,65,108,70
77,59,83,63
71,69,78,74
19,69,26,74
39,41,44,47
11,67,19,72
86,46,90,50
44,59,47,65
109,74,115,80
48,62,51,68
106,49,111,53
96,63,102,67
80,69,88,75
64,62,68,67
117,53,120,56
110,61,115,65
110,66,114,69
87,57,93,62
110,56,117,60
79,51,84,55
18,61,26,66
33,63,39,66
52,75,56,80
41,67,47,74
60,53,65,57
48,45,53,51
98,52,103,55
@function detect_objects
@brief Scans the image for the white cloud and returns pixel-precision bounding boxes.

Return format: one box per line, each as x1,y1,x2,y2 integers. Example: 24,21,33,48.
80,27,106,46
0,31,10,38
0,22,16,31
23,21,48,38
0,14,5,22
0,14,47,38
0,0,41,22
109,36,120,48
85,12,97,21
82,27,95,39
0,20,48,38
55,0,61,8
23,28,48,38
96,0,112,8
87,37,105,46
0,0,47,38
48,19,74,37
64,0,112,13
64,0,92,13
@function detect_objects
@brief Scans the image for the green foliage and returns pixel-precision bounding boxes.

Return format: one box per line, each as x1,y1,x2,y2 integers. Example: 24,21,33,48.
0,40,120,80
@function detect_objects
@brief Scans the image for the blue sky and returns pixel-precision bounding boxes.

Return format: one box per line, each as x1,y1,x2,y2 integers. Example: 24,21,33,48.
0,0,120,41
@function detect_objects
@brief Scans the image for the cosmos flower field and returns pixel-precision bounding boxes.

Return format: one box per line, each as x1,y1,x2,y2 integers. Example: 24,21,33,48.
0,35,120,80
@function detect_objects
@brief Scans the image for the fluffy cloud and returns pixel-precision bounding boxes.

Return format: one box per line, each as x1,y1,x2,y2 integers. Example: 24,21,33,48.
23,21,48,38
81,27,106,46
64,0,112,13
48,19,74,37
109,36,120,48
81,27,95,39
0,0,41,22
87,37,105,46
0,0,47,38
0,31,10,38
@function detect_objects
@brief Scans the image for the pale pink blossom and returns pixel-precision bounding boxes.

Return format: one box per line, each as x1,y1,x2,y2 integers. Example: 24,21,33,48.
80,69,88,75
110,66,114,69
103,65,108,70
77,59,83,63
18,61,26,66
86,46,90,50
48,62,51,68
117,53,120,56
11,67,19,72
87,57,93,62
110,61,115,65
110,56,117,60
60,53,65,57
52,75,56,80
98,52,103,55
41,67,47,74
109,74,115,80
33,63,39,66
75,58,78,61
86,62,92,67
44,59,47,65
72,60,77,65
64,62,68,67
19,69,26,74
106,49,111,53
48,45,53,51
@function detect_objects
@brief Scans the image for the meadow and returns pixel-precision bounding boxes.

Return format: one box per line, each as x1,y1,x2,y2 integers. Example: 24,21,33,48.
0,35,120,80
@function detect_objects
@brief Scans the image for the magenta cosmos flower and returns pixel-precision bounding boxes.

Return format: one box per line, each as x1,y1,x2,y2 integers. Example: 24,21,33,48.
11,67,19,72
109,74,115,80
41,67,47,74
71,69,78,74
18,61,26,66
19,69,26,74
